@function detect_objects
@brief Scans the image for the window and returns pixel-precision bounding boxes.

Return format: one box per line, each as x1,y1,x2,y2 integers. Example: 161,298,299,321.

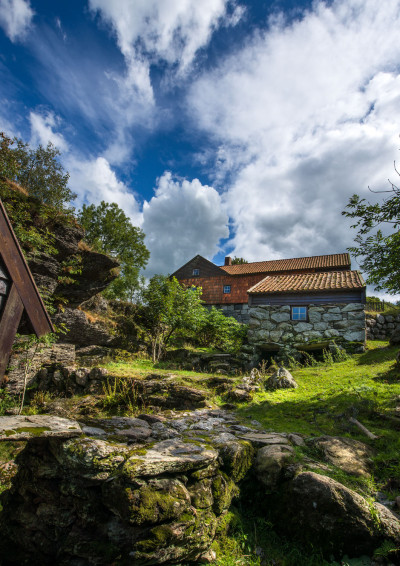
223,285,231,294
192,268,200,276
291,306,307,321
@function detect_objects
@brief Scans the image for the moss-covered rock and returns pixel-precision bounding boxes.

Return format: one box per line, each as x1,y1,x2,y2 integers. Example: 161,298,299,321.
134,507,218,564
102,477,191,525
212,472,239,514
217,440,254,482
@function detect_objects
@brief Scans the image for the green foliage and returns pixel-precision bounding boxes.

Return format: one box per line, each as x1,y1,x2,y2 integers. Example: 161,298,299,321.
342,171,400,294
197,307,247,352
231,257,249,265
140,276,204,362
78,201,149,301
0,133,73,259
102,376,140,414
0,132,76,210
0,388,16,416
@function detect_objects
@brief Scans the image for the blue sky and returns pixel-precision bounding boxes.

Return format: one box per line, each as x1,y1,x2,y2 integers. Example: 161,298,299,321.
0,0,400,300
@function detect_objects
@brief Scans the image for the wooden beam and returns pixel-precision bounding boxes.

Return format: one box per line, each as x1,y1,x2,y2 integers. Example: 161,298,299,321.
0,283,24,385
0,199,53,337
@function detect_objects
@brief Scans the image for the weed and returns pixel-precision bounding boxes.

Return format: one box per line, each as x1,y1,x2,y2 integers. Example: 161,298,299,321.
102,376,141,414
0,389,16,415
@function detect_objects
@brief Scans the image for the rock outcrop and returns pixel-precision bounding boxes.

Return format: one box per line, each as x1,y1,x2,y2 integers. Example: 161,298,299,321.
0,409,254,566
1,410,399,564
279,471,400,556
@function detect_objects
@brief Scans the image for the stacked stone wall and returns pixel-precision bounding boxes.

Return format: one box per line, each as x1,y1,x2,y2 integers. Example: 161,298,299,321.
248,303,365,350
366,312,400,340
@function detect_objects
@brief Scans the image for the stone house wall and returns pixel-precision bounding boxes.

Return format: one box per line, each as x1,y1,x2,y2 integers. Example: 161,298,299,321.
248,303,365,351
366,312,400,341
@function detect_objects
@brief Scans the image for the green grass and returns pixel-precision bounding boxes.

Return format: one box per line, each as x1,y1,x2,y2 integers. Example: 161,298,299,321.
237,341,400,491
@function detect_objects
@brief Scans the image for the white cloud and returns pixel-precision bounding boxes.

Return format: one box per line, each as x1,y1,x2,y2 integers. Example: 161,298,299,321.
68,156,142,226
142,172,229,276
89,0,244,100
29,111,69,152
187,0,400,301
0,0,34,42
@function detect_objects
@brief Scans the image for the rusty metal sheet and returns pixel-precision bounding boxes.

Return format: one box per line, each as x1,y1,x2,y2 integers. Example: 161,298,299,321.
0,198,53,337
0,283,24,384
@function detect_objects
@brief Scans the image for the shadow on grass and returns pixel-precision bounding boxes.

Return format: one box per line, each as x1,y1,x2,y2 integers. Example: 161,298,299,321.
373,366,400,384
356,344,398,366
236,387,398,438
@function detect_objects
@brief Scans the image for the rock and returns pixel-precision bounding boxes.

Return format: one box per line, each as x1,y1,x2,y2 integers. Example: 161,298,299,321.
6,342,75,395
0,415,81,440
102,476,191,525
122,439,219,478
265,367,298,390
56,250,119,307
115,427,153,442
226,388,253,403
390,328,400,345
239,432,291,448
217,440,254,482
54,308,118,347
135,380,209,409
74,367,89,387
307,436,373,477
254,444,296,488
279,471,400,556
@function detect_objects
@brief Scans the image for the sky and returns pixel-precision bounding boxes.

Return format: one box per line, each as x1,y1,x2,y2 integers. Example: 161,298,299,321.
0,0,400,300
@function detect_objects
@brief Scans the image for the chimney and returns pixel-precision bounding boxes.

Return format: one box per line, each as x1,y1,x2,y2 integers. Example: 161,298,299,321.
224,256,232,266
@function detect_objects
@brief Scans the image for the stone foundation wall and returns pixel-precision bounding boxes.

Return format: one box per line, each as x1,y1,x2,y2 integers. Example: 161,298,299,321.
366,312,400,341
248,303,365,350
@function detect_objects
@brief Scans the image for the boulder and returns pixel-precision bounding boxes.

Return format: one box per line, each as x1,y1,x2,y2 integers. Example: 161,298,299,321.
265,367,298,390
279,471,400,557
254,444,296,488
54,308,118,347
306,436,373,477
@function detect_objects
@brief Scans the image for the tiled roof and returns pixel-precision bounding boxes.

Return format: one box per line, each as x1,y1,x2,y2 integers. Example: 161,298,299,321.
221,253,351,275
248,270,365,294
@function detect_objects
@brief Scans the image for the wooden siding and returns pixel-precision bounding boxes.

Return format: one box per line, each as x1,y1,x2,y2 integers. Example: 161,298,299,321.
179,274,265,304
172,255,225,280
249,290,365,306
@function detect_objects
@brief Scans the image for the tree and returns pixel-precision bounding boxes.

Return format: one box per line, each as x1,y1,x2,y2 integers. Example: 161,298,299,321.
342,168,400,294
197,306,247,351
140,275,204,362
12,138,76,210
78,201,150,301
231,257,248,264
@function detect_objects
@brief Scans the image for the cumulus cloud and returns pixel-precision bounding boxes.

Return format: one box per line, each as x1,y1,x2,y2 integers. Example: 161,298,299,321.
29,111,69,152
142,172,229,276
89,0,244,100
68,156,142,226
187,0,400,295
0,0,34,42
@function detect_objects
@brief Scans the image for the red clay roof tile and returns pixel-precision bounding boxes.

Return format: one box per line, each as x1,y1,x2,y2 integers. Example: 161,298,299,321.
248,270,365,294
221,253,350,275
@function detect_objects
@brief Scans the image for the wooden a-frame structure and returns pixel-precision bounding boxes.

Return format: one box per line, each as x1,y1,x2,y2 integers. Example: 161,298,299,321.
0,198,53,384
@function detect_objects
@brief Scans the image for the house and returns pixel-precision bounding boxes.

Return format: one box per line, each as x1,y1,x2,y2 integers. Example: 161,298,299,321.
173,253,366,353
